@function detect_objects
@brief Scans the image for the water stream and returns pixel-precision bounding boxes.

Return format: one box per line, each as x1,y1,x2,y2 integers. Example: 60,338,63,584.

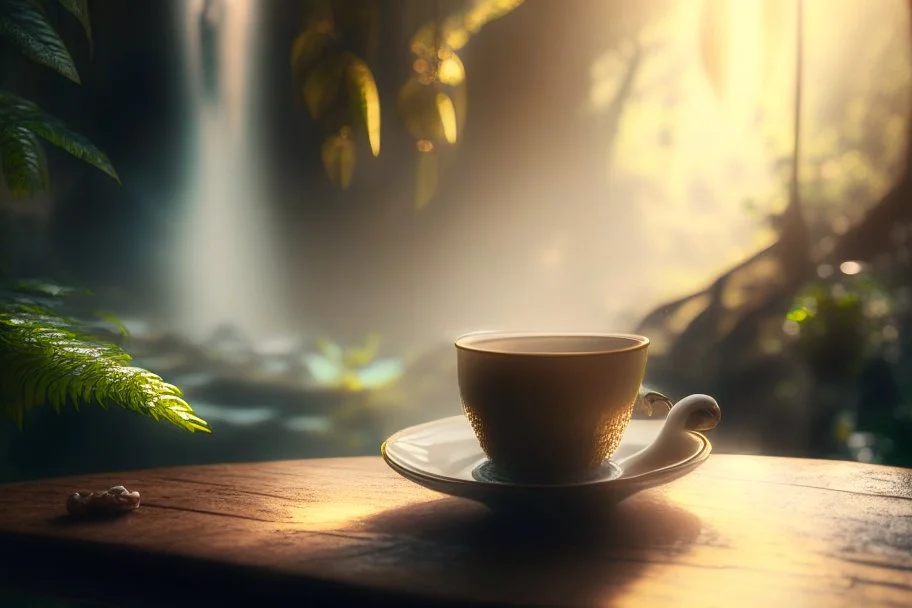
172,0,285,343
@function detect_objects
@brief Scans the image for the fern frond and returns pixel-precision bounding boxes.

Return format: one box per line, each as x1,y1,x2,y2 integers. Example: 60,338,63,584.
0,290,210,433
0,0,80,83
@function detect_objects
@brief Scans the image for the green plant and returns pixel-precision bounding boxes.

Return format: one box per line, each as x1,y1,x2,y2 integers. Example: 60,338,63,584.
784,271,891,380
0,1,209,432
290,0,525,208
0,0,118,192
1,281,208,431
303,333,404,392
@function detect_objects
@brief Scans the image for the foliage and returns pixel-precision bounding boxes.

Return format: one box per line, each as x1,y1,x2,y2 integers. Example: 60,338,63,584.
291,1,381,191
303,332,404,392
0,91,119,195
290,0,524,207
0,1,207,434
0,281,209,432
0,0,80,82
781,262,912,466
0,0,120,197
785,268,894,380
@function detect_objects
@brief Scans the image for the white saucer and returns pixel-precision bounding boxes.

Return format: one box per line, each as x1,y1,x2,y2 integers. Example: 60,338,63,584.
381,394,720,512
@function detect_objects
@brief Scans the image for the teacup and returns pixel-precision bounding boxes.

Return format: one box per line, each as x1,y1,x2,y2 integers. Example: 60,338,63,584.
455,332,650,483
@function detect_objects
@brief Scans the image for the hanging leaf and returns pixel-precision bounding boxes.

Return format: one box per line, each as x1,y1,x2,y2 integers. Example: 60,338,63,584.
0,92,120,183
437,50,465,86
303,54,349,120
23,120,118,184
451,81,468,139
290,27,331,84
699,0,730,99
414,147,438,210
443,24,470,52
0,0,80,83
398,76,450,143
0,125,48,197
436,92,458,144
57,0,92,50
346,57,380,157
321,129,356,190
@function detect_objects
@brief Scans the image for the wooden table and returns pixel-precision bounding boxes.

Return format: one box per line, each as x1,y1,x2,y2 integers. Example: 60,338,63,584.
0,455,910,607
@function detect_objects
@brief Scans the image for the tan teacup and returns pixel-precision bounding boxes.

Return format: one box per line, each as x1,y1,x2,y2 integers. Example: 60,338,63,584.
456,332,650,483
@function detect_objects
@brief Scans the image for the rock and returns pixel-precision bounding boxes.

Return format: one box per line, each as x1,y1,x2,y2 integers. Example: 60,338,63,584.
66,485,141,517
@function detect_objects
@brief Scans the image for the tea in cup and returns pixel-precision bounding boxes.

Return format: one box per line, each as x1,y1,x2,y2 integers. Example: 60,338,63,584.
455,332,649,483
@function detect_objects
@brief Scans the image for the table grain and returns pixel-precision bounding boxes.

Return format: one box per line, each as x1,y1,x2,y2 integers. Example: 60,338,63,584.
0,455,910,607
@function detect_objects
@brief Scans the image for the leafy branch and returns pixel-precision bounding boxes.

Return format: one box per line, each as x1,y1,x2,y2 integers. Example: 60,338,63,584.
0,91,119,194
0,2,209,434
0,0,82,83
290,0,525,207
0,0,119,196
0,282,210,432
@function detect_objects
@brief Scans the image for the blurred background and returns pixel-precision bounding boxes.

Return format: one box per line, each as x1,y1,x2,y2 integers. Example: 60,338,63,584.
1,0,911,485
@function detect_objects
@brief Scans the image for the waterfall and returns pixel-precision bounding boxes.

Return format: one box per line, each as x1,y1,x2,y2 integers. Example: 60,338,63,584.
171,0,285,343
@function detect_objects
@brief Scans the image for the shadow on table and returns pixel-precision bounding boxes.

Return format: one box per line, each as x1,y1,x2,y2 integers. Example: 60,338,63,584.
357,492,703,606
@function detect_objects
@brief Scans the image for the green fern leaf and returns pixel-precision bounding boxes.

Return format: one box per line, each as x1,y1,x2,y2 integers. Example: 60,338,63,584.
57,0,92,51
0,125,49,196
0,295,210,433
0,91,120,188
0,0,80,83
93,309,129,337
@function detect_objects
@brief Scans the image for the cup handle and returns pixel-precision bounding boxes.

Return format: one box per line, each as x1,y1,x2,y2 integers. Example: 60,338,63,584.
635,386,675,417
617,394,722,478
